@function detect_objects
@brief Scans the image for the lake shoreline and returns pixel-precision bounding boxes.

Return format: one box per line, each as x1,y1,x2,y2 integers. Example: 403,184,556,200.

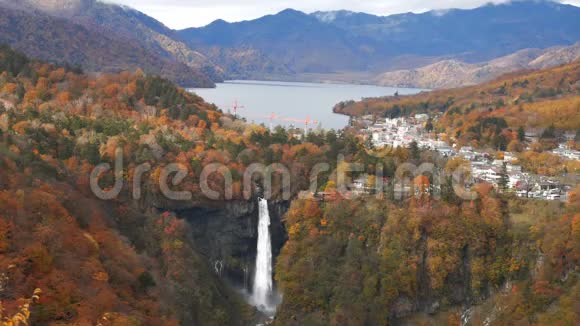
190,80,424,130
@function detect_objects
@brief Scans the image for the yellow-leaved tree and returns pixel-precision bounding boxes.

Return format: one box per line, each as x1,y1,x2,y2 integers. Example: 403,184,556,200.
0,288,42,326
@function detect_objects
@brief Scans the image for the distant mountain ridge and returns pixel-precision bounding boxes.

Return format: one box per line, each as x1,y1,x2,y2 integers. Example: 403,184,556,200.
0,0,219,87
178,1,580,80
179,9,367,77
373,42,580,89
0,0,579,86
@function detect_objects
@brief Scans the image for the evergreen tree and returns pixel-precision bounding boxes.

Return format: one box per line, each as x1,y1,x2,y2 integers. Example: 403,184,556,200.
541,125,556,139
441,176,459,204
80,142,101,165
425,117,434,132
16,83,25,102
498,163,509,192
409,140,420,160
517,126,526,142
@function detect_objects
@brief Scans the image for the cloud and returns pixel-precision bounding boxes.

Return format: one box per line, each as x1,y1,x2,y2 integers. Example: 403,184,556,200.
103,0,580,29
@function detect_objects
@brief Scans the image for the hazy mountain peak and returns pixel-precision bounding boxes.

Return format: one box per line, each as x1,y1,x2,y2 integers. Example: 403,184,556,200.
208,19,229,26
22,0,95,13
277,8,305,16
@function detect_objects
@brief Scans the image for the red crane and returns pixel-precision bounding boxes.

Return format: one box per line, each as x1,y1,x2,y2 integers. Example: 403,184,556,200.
247,112,285,130
287,116,319,130
227,99,245,117
245,113,319,131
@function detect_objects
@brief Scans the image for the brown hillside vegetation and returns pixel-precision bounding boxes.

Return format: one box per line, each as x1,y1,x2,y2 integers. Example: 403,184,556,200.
0,2,216,87
274,189,580,325
0,46,251,325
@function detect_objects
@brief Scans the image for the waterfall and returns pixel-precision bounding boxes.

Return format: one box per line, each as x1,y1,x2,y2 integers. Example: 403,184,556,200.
251,198,275,314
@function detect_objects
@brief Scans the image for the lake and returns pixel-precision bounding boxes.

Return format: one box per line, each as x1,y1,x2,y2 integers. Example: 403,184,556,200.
190,80,424,130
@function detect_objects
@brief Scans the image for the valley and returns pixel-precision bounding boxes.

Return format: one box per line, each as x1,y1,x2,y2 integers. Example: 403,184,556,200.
0,1,578,325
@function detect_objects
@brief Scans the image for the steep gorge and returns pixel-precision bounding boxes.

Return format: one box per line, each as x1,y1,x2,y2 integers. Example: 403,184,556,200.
177,200,288,294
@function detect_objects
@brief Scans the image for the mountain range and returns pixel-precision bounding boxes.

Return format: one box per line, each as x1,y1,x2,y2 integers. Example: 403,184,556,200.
179,1,580,81
373,42,580,89
0,0,579,87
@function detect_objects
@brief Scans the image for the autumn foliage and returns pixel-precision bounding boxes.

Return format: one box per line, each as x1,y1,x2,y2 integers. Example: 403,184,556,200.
336,60,580,151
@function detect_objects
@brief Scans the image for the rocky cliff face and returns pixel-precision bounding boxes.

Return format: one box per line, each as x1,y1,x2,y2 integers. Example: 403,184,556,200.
177,200,289,292
131,182,290,292
119,191,289,323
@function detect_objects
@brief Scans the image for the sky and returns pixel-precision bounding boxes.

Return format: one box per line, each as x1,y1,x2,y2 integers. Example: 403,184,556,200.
105,0,580,29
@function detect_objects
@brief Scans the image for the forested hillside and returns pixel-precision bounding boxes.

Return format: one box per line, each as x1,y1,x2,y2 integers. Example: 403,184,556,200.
336,60,580,150
274,188,579,325
0,0,217,87
0,46,246,324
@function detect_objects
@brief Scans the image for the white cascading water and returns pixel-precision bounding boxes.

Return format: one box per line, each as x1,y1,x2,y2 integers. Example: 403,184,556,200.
252,198,274,313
